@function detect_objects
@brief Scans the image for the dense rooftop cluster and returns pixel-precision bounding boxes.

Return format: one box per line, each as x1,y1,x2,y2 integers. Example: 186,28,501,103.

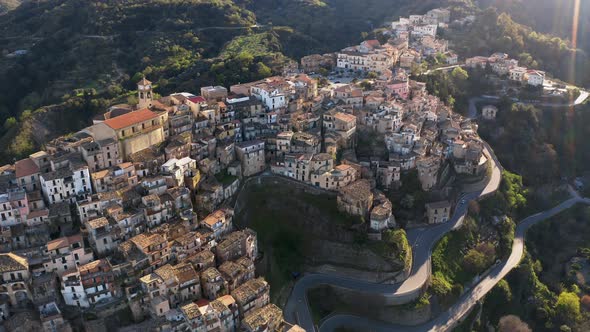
0,5,496,331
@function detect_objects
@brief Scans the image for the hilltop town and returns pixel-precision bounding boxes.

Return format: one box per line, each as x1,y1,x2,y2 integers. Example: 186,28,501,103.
1,5,588,332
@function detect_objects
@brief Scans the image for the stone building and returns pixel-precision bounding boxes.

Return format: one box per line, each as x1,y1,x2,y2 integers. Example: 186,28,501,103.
230,277,270,318
200,267,228,300
236,140,266,177
416,156,441,191
369,197,395,232
336,179,374,218
215,229,258,264
0,253,32,307
241,303,283,332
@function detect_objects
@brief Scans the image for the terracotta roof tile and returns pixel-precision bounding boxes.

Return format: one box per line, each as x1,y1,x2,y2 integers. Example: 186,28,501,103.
15,158,39,178
47,234,83,251
103,108,160,130
0,253,28,273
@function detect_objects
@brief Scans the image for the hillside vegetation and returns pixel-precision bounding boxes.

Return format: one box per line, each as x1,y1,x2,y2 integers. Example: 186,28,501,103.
479,0,590,56
446,8,590,86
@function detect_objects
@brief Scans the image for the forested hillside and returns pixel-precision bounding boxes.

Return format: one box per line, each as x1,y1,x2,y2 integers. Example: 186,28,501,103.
0,0,277,161
479,0,590,55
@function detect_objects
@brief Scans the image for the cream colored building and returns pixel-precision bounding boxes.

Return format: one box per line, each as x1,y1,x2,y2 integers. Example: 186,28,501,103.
0,253,31,307
236,140,266,177
84,108,166,159
425,200,451,224
482,105,498,120
311,164,357,191
337,179,374,218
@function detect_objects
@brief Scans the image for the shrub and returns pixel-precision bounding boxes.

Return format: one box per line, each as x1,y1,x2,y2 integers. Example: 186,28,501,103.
498,315,531,332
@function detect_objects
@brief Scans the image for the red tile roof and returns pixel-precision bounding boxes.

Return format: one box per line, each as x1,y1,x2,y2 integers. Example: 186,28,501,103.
104,108,160,130
15,158,40,178
195,298,210,307
188,96,206,104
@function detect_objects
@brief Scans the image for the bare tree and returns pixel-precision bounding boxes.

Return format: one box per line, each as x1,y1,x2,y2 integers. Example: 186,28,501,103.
498,315,532,332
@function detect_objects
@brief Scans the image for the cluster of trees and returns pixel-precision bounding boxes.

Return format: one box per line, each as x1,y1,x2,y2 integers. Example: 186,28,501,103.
463,242,496,274
431,217,499,306
419,66,494,115
478,253,587,331
479,171,529,218
421,67,469,109
474,206,590,331
207,51,278,87
480,102,590,186
478,0,590,58
498,315,532,332
240,0,416,53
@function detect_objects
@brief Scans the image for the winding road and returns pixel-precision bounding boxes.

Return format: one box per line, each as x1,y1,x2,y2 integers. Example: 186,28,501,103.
284,147,502,331
318,194,590,332
283,141,590,331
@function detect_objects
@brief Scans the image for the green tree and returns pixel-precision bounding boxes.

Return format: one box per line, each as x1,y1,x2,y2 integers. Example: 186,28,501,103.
256,62,272,77
463,249,487,274
382,229,411,269
500,171,528,214
431,272,452,297
451,67,469,81
498,217,515,258
487,280,512,319
366,71,378,79
3,117,17,131
126,95,138,106
555,291,580,323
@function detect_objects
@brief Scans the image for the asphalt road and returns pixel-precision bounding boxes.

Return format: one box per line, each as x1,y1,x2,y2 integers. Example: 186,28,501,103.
283,148,502,331
319,195,590,332
468,90,589,118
